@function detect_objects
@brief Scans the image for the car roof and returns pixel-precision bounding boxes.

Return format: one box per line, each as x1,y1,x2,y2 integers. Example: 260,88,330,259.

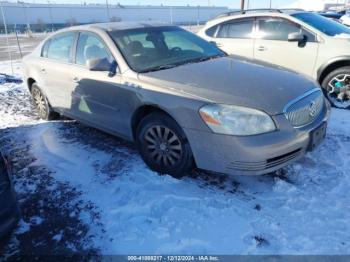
61,22,172,33
203,9,311,28
209,8,305,22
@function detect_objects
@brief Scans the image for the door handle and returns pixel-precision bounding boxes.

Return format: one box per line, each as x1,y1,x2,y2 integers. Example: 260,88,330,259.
257,46,268,51
40,68,46,74
72,77,79,83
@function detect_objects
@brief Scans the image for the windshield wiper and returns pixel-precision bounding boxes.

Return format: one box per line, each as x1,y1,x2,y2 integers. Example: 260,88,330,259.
139,54,225,73
139,64,178,73
181,54,225,65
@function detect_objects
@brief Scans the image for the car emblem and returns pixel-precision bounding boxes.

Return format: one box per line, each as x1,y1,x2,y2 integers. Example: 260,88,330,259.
309,101,317,117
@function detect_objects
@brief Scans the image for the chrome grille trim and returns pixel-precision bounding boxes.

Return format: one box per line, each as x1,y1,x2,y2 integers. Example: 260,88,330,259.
229,149,302,171
284,88,324,128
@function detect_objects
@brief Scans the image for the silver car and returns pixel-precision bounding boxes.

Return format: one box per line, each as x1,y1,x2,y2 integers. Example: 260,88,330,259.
23,23,330,178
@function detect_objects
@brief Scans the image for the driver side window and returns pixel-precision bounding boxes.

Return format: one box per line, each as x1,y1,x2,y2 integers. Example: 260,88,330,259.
257,18,316,42
75,32,112,66
258,18,301,41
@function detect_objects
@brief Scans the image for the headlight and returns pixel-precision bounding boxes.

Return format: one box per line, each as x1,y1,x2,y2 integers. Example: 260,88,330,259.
199,104,276,136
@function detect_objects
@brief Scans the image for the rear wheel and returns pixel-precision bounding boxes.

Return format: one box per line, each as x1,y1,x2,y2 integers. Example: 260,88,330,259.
136,113,194,179
31,83,59,120
321,66,350,109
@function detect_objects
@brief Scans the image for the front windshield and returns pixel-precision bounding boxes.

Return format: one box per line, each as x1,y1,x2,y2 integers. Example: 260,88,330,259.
109,26,225,73
292,12,350,37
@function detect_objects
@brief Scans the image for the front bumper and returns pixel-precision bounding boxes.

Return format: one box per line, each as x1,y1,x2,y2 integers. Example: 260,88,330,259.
184,102,330,176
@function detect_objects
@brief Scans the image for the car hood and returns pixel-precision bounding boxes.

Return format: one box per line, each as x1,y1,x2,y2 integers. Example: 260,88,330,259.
138,57,318,115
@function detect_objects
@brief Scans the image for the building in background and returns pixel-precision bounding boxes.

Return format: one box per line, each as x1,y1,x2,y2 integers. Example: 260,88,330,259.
0,2,228,33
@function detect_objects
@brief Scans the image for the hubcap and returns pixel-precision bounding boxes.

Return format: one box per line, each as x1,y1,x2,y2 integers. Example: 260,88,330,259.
327,74,350,108
144,125,182,167
32,88,47,118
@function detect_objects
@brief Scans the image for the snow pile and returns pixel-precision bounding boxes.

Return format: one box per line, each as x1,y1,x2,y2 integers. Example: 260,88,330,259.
0,61,350,255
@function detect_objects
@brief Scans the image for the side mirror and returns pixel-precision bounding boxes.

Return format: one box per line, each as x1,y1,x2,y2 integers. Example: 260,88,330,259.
87,58,117,77
288,32,305,42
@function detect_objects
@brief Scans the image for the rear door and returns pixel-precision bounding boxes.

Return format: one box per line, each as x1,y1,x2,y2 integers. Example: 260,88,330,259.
211,18,255,58
254,17,319,76
40,32,77,111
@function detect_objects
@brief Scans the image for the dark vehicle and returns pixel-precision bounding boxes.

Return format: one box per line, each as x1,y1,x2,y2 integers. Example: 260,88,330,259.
318,11,345,21
0,151,19,239
0,74,23,84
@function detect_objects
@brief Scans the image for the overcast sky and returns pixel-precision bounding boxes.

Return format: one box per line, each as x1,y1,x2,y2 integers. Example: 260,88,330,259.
5,0,296,8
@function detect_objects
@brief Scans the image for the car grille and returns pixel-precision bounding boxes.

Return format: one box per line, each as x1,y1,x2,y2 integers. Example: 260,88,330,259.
229,149,302,172
284,89,324,128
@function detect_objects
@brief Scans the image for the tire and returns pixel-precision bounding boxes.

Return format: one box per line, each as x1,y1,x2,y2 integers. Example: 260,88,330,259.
136,112,194,179
31,83,59,120
321,66,350,110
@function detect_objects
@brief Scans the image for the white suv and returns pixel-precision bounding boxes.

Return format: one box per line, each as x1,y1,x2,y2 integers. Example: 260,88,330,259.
198,9,350,109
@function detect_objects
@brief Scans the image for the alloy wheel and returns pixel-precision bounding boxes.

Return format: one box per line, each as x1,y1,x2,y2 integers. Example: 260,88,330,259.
327,74,350,109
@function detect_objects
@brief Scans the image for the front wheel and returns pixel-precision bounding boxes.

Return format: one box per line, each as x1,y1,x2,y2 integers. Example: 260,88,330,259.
136,113,194,179
321,66,350,110
31,83,59,120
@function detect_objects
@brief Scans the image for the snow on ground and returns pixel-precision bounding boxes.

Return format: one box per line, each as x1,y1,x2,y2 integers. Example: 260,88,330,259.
0,61,350,256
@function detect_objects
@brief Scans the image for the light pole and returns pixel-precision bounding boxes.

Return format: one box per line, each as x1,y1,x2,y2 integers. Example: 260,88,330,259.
0,2,13,74
170,6,173,25
106,0,111,21
197,5,200,26
47,0,54,32
241,0,245,11
22,3,31,34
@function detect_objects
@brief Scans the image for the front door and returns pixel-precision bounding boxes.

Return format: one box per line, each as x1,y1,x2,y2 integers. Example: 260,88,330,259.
254,17,319,76
69,32,129,135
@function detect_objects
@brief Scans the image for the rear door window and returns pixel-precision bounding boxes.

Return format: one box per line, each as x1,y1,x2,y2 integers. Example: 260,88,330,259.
46,33,75,62
217,19,254,38
205,25,219,37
